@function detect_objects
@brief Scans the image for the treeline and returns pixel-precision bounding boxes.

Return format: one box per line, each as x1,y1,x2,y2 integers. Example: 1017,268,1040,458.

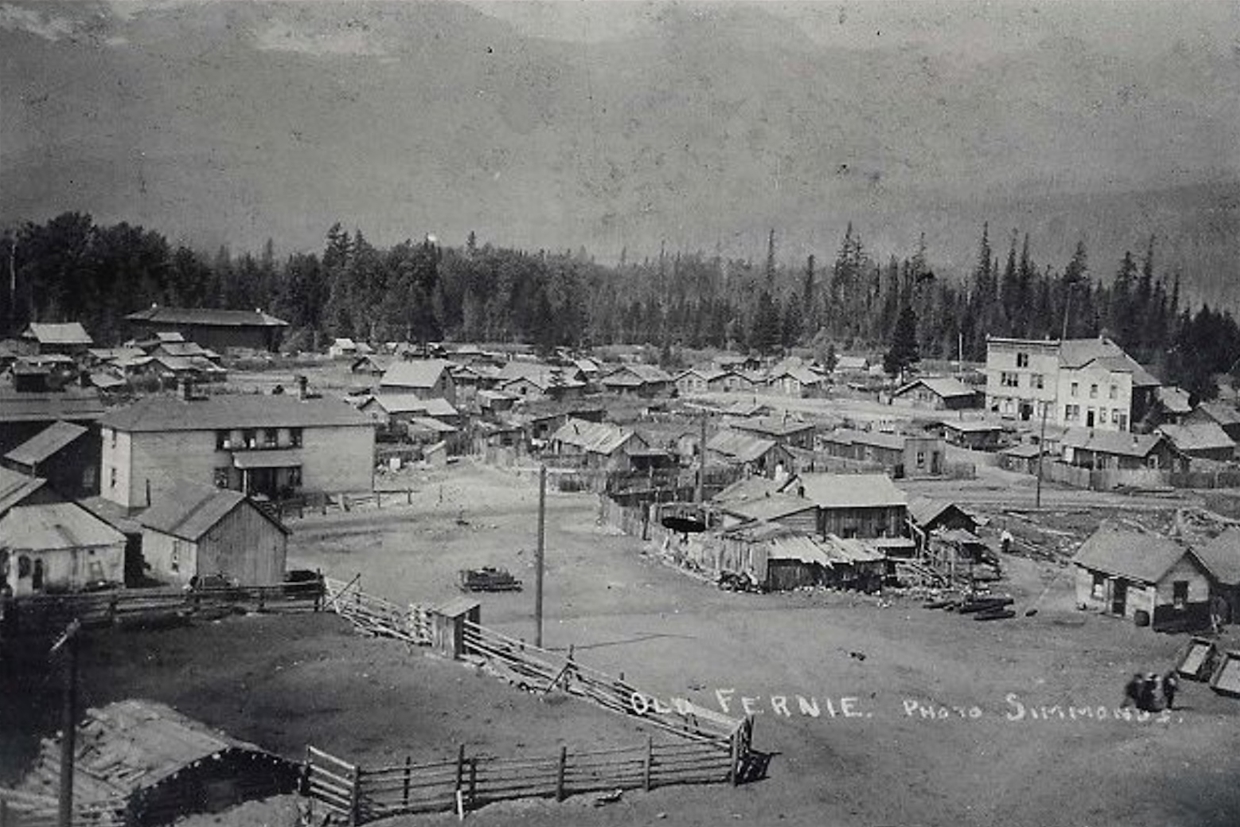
3,212,1239,401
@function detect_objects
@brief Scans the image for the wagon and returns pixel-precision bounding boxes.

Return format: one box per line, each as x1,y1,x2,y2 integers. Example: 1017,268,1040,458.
459,566,524,592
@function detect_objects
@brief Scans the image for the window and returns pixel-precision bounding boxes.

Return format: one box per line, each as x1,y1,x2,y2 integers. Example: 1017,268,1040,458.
264,428,279,448
1070,382,1079,397
109,467,117,489
1109,384,1118,400
916,451,926,468
288,466,303,488
1098,409,1107,424
1117,412,1128,431
1016,352,1029,368
290,428,303,448
1064,404,1080,422
1173,580,1188,610
216,430,231,450
109,428,117,449
242,429,257,449
214,468,230,488
1090,384,1098,399
1031,373,1044,390
1001,372,1019,388
1092,573,1106,601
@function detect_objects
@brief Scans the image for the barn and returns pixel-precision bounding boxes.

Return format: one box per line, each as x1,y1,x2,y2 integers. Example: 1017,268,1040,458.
125,306,288,353
138,483,290,586
15,699,300,826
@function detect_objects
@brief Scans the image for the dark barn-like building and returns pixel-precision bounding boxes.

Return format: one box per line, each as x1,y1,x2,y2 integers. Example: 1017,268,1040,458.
126,306,289,353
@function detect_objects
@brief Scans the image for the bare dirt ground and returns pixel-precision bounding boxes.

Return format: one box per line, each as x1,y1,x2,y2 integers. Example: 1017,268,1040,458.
7,460,1240,827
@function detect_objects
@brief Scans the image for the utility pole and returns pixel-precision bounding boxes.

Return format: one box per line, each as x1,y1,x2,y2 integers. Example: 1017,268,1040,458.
1035,400,1049,508
535,465,546,648
696,415,707,505
8,236,16,334
50,619,81,827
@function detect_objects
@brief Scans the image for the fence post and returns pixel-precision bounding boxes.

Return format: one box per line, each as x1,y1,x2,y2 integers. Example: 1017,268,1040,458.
729,728,741,786
643,736,653,792
455,744,465,793
468,758,477,809
402,755,411,809
556,746,567,802
349,765,362,827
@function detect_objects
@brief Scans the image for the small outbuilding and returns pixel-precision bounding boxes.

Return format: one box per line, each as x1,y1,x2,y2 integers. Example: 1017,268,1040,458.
0,502,126,595
1072,525,1212,631
1193,527,1240,625
15,699,300,826
138,483,290,586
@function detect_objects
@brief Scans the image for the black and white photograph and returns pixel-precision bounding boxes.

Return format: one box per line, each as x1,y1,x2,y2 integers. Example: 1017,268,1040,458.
2,1,1240,825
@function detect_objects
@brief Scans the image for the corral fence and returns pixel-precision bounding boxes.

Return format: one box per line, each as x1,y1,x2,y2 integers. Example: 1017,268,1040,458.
0,789,125,827
0,580,325,640
315,578,755,822
305,734,741,825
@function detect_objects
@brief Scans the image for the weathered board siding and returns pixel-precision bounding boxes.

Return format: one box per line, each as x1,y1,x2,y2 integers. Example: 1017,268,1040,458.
5,543,124,595
1074,555,1211,628
143,502,286,586
818,505,906,539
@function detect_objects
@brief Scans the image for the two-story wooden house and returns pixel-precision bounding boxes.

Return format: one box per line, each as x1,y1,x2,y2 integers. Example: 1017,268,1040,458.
99,387,375,508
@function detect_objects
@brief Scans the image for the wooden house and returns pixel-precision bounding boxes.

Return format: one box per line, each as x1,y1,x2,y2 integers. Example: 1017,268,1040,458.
0,387,105,455
125,306,288,352
0,465,55,516
797,473,909,546
1,502,126,595
1073,525,1213,631
99,390,375,508
2,420,99,499
600,364,675,398
729,415,816,450
1156,422,1235,463
705,430,794,478
1155,386,1193,425
139,483,289,586
378,359,457,404
675,368,726,397
20,322,94,357
891,376,981,410
1186,401,1240,443
1193,527,1240,626
717,494,818,534
1061,429,1179,471
938,419,1005,451
997,442,1050,474
549,418,648,471
766,365,828,399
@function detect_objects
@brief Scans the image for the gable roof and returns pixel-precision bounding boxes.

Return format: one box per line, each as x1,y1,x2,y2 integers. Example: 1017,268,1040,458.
1072,526,1199,584
1057,337,1125,369
0,502,126,551
1156,386,1193,415
1157,422,1235,454
713,475,789,504
768,365,823,385
1062,429,1170,458
21,322,93,346
361,394,458,418
722,493,817,523
551,418,642,455
379,359,452,390
706,430,779,464
602,364,674,385
1194,527,1240,586
139,483,289,541
0,465,48,515
797,473,907,509
3,421,88,467
125,306,288,327
0,389,105,423
894,376,976,399
1192,401,1240,428
100,394,373,432
822,427,906,452
730,415,815,438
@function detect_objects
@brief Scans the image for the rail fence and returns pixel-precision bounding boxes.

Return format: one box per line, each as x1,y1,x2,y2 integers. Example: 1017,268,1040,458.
314,577,754,822
0,789,125,827
0,581,325,639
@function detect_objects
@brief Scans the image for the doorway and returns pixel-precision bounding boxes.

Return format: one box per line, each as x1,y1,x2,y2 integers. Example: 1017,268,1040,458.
1111,579,1127,616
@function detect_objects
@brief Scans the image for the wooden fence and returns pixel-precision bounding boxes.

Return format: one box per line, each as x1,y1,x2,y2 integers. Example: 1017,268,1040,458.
0,581,325,639
306,735,740,824
322,577,432,645
0,789,125,827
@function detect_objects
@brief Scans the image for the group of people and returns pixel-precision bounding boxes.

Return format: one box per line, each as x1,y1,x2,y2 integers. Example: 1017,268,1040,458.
1123,670,1180,712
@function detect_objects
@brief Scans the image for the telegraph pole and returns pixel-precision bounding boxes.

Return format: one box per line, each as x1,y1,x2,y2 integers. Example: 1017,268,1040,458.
50,620,81,827
534,465,546,648
1035,400,1048,508
696,415,707,504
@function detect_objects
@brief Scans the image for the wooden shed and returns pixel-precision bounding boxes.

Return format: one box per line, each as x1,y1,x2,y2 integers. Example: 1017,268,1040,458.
0,502,126,596
1072,525,1213,631
138,483,290,586
15,699,300,826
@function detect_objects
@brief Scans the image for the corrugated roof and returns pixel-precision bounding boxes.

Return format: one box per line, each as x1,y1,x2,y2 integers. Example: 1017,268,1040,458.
706,431,778,464
1157,422,1235,453
0,502,126,551
0,466,47,515
1194,527,1240,586
0,389,105,423
379,359,451,390
139,482,288,541
21,322,93,346
797,473,907,509
1062,429,1168,458
125,306,288,327
100,394,373,432
1072,525,1196,584
551,418,642,455
3,421,88,466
